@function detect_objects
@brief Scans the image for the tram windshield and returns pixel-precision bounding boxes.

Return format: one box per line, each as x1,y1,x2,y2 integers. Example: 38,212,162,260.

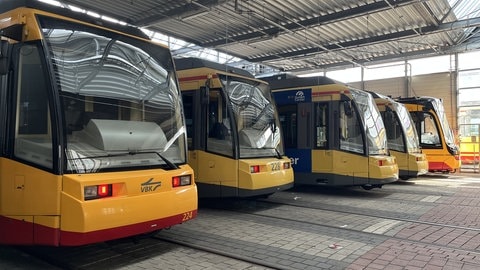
220,75,283,158
40,16,186,173
350,89,388,155
393,102,422,153
431,98,456,147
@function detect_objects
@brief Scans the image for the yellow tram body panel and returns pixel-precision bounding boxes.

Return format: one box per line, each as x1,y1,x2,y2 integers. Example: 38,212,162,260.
391,150,429,178
0,158,197,245
189,150,293,196
60,165,197,233
368,155,399,181
312,150,398,181
0,159,62,216
237,157,294,190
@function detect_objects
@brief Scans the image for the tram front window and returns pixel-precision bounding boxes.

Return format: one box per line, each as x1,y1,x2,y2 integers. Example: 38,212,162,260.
394,102,421,153
40,16,186,173
431,99,456,147
220,76,283,158
382,108,405,152
350,89,388,156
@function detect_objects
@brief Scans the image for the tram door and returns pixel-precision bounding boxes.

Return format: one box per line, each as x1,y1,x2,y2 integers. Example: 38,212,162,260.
312,102,333,173
337,100,367,184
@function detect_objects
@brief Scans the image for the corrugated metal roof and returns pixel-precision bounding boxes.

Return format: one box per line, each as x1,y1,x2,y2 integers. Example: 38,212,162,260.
49,0,480,74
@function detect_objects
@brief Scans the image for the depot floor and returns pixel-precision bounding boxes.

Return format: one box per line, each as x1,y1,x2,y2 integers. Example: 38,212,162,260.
1,171,480,270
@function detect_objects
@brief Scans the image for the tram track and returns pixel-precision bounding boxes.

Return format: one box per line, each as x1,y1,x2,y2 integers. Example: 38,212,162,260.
16,231,280,270
201,200,480,255
152,235,283,270
256,198,480,232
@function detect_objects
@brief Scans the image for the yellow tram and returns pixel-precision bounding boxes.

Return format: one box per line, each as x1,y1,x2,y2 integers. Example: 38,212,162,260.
0,1,197,246
370,92,428,179
175,58,294,198
396,97,460,173
265,75,398,189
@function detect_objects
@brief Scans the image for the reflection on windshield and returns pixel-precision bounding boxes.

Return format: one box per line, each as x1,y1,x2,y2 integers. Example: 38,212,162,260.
41,19,186,173
431,98,456,146
394,102,422,153
220,75,283,158
350,89,388,155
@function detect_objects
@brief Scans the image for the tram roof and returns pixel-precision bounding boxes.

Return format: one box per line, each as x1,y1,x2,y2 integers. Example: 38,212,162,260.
0,0,149,40
396,96,441,105
174,57,254,78
261,74,341,90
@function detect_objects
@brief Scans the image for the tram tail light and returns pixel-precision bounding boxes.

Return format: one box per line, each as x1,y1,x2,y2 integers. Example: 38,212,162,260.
283,162,291,169
172,175,191,187
250,165,260,173
84,184,112,200
378,160,384,166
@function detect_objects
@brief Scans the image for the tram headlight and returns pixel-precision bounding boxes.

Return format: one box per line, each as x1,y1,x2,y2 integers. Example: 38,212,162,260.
172,175,191,187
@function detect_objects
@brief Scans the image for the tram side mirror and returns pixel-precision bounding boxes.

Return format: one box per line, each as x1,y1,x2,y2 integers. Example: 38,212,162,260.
422,102,434,112
415,111,425,121
343,101,353,116
385,108,395,123
0,40,10,75
200,86,209,105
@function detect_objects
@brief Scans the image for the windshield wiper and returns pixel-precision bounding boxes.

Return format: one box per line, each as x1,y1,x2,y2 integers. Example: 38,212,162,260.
154,151,179,170
68,150,179,170
274,147,282,159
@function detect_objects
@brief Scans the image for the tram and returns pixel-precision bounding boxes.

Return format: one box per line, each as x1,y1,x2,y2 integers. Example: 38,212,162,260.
396,97,460,173
459,123,480,164
369,92,428,179
175,58,294,198
265,74,398,189
0,1,197,246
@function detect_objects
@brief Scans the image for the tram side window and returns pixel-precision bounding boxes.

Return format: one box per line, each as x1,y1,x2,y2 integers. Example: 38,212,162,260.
277,105,297,148
182,92,194,149
207,90,233,156
339,101,364,154
14,45,53,169
314,103,328,148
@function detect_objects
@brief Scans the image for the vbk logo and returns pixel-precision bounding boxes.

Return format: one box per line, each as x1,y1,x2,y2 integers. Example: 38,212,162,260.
294,91,305,102
141,178,162,192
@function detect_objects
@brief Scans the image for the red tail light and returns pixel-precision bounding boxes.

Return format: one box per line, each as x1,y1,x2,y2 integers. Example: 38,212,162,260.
378,160,384,166
283,162,291,169
250,165,260,173
84,184,112,200
98,184,110,197
172,175,192,187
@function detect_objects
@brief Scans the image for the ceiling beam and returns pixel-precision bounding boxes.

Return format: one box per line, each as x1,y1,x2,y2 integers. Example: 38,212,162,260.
248,16,480,62
289,48,438,73
133,0,230,26
201,0,420,47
